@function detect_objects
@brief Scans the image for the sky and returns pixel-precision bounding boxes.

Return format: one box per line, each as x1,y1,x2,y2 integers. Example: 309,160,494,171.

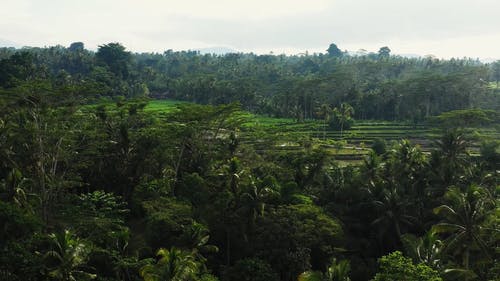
1,0,499,60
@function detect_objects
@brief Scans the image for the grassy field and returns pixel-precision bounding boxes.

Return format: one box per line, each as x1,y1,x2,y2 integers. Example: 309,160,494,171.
144,99,186,113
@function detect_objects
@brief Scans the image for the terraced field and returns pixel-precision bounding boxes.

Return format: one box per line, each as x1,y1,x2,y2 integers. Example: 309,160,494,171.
240,116,436,164
240,113,499,165
144,99,186,113
140,100,498,165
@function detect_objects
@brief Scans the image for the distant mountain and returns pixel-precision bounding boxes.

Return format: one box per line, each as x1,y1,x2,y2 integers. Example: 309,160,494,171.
0,38,21,48
196,46,239,55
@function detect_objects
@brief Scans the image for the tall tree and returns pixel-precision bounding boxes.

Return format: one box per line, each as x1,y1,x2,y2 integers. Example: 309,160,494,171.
401,230,443,269
316,103,332,140
68,42,85,52
326,43,343,58
430,130,470,192
140,247,200,281
378,46,391,58
332,103,354,138
433,185,495,276
96,43,131,79
43,230,95,281
491,60,500,86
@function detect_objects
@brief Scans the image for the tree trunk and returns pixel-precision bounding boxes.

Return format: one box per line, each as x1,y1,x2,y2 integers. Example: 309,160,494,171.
226,229,231,266
323,119,327,140
172,142,186,197
464,246,470,281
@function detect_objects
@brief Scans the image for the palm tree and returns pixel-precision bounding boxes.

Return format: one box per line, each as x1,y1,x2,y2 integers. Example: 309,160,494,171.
238,178,279,241
140,247,199,281
333,103,354,138
401,229,443,268
432,130,470,187
43,229,95,281
385,140,428,213
298,258,351,281
219,156,245,266
360,151,381,187
371,187,418,242
179,222,218,265
387,139,426,185
434,130,469,162
239,179,277,222
225,157,243,201
432,185,495,274
316,104,332,140
324,258,351,281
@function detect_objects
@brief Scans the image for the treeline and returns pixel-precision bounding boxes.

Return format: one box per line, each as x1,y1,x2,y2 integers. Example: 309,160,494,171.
0,93,498,280
0,42,499,121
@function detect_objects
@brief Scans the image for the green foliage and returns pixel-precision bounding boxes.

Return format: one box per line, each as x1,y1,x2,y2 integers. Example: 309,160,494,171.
329,103,355,135
224,258,279,281
140,247,200,281
372,251,442,281
43,229,96,281
144,100,185,113
252,204,343,279
143,198,194,250
299,258,351,281
179,222,219,264
0,202,42,281
0,43,499,281
326,43,343,58
0,201,40,244
432,185,496,273
298,271,324,281
199,274,220,281
2,43,497,121
96,43,131,79
329,114,354,132
479,140,500,168
58,191,130,247
378,47,391,58
430,109,498,128
325,258,351,281
401,230,443,269
78,190,129,219
0,51,39,88
370,138,387,155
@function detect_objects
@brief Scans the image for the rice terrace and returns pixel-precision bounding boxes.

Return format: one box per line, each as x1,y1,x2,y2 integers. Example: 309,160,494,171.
138,99,498,166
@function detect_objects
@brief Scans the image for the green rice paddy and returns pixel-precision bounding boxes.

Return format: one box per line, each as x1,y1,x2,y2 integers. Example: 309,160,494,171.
101,100,500,165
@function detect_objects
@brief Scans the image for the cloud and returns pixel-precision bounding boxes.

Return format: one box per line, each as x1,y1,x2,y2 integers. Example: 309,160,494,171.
0,0,499,59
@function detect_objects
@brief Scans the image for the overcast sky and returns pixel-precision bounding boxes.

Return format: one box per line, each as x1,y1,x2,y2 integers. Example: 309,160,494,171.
1,0,499,59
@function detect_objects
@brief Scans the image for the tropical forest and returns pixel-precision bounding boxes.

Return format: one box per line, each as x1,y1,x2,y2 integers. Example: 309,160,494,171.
0,42,498,281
